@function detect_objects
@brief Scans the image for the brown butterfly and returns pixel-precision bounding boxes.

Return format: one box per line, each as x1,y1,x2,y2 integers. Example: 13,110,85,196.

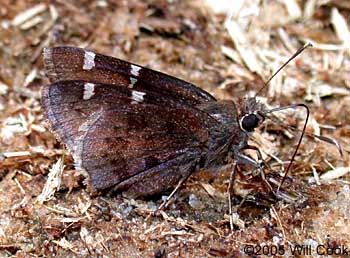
42,46,268,198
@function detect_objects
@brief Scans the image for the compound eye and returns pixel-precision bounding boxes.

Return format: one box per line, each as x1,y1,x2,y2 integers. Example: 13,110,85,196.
241,114,260,132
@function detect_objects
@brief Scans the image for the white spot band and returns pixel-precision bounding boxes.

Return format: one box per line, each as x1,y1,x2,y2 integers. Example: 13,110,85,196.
131,90,146,103
83,51,96,70
83,82,95,100
131,64,141,76
129,77,137,88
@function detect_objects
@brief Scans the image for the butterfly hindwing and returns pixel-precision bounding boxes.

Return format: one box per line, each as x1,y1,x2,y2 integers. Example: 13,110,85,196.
111,149,203,197
42,80,219,192
80,107,211,191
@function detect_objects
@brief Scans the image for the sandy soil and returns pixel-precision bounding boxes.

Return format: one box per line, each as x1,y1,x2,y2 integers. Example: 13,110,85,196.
0,1,349,257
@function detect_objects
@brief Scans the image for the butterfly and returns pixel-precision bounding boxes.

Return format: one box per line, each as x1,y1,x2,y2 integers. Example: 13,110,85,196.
41,46,273,198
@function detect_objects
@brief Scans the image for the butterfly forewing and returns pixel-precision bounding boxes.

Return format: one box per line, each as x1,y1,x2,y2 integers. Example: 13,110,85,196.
43,46,216,105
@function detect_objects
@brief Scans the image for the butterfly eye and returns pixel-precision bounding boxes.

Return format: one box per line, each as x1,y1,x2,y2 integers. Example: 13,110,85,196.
241,113,260,132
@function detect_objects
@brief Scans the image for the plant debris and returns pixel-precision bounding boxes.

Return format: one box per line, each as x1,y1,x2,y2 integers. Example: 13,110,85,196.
0,0,349,257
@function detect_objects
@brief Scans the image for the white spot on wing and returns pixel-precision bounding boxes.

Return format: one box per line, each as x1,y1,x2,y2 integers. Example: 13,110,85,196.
131,90,146,104
128,77,137,88
130,64,141,76
83,50,96,70
83,82,95,100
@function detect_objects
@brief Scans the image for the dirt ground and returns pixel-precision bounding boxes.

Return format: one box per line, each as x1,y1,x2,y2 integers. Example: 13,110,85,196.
1,0,350,257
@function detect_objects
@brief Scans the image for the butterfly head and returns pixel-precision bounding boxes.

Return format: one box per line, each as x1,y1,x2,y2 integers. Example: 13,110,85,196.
238,97,265,133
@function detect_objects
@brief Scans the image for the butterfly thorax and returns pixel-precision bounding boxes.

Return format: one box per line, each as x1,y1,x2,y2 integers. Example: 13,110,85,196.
197,100,245,168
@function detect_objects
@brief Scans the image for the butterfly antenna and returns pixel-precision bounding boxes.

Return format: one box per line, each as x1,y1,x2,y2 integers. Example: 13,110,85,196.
261,103,309,192
265,113,343,156
255,42,313,97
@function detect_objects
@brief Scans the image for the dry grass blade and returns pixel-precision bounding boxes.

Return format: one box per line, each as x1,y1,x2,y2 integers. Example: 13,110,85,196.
331,8,350,48
224,20,262,74
36,157,65,204
282,0,302,20
303,0,317,19
320,166,350,181
11,3,47,27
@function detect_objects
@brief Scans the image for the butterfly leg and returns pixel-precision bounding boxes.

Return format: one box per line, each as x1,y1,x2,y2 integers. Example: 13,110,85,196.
237,145,275,194
244,145,276,194
157,172,193,211
227,161,237,230
241,145,266,167
235,151,261,167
